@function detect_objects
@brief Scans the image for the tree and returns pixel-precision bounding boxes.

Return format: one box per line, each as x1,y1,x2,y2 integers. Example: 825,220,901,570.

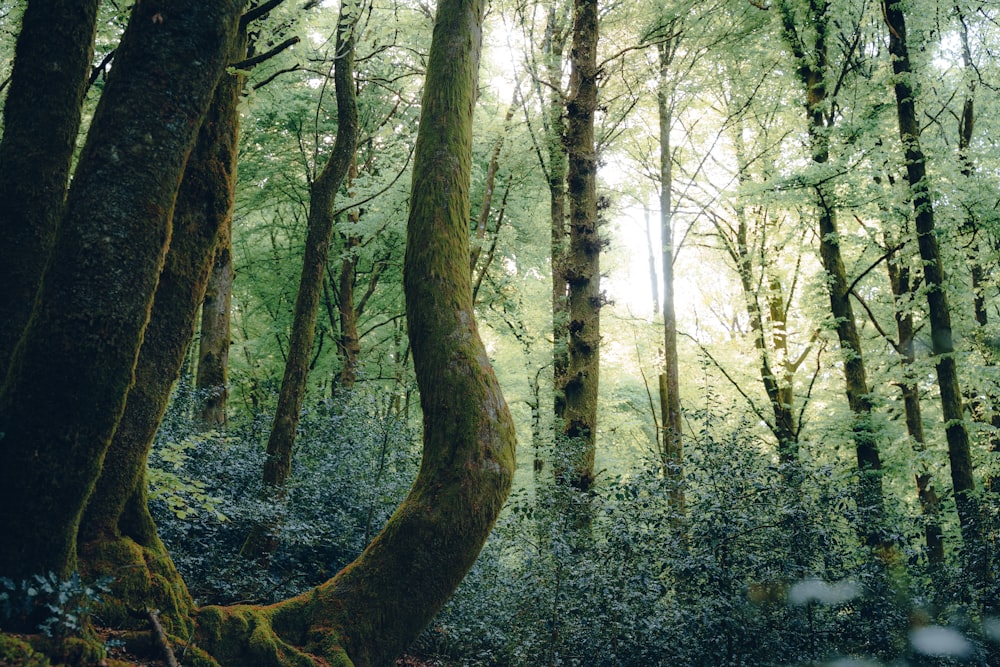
774,0,888,549
0,0,99,379
0,0,246,583
882,0,990,595
561,0,602,491
243,0,360,561
0,0,516,664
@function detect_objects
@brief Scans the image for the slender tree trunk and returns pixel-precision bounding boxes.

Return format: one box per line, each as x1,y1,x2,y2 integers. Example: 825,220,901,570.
0,0,244,583
656,39,684,511
777,0,887,548
470,94,517,275
0,0,99,379
337,161,363,390
886,252,945,570
560,0,601,491
883,0,990,593
243,9,360,559
196,0,516,662
545,6,571,429
197,224,234,428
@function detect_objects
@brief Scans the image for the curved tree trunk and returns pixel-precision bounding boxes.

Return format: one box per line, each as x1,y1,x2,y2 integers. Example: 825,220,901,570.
243,8,360,559
0,0,245,582
0,0,99,379
196,0,516,663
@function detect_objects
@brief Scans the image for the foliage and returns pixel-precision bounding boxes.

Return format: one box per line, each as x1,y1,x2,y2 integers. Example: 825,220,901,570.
149,384,419,605
0,571,110,639
421,410,1000,666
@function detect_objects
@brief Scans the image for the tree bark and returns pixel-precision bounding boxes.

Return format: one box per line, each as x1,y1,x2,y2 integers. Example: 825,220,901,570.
197,224,235,428
0,0,99,379
883,0,989,592
196,0,516,663
656,38,684,511
72,31,245,634
0,0,245,582
561,0,601,491
776,0,887,548
545,5,571,429
886,252,945,570
243,7,360,559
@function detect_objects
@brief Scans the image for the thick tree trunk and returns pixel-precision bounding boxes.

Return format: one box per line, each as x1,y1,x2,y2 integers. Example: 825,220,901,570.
561,0,601,491
0,0,244,582
196,0,515,663
74,37,244,635
197,224,235,428
243,10,360,559
0,0,98,378
883,0,989,593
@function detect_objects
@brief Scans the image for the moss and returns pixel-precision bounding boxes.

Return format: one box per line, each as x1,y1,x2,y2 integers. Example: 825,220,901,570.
193,604,353,667
78,536,194,637
0,634,50,666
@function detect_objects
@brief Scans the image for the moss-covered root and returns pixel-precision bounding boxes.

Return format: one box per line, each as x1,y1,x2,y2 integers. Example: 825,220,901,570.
0,632,111,667
77,536,195,638
194,604,354,667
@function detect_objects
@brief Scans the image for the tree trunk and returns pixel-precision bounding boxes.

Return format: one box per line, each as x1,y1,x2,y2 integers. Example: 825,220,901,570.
561,0,601,492
545,5,571,430
776,0,887,548
196,0,516,662
886,252,945,570
197,224,234,428
656,38,684,511
883,0,989,593
0,0,99,378
243,8,360,559
0,0,244,582
77,43,244,634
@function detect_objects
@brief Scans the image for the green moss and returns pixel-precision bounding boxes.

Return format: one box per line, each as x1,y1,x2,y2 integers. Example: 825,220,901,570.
194,604,352,667
78,536,194,636
0,634,50,666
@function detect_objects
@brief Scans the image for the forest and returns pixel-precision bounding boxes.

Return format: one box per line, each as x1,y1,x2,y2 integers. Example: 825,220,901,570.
1,0,1000,665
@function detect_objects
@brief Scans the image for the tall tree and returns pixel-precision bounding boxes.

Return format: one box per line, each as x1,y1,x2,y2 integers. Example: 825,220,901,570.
775,0,888,547
196,226,234,428
0,0,245,583
0,0,99,379
882,0,990,594
196,0,516,660
243,2,360,559
561,0,601,491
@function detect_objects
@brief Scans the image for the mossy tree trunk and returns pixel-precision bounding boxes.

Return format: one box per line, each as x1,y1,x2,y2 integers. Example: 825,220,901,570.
75,30,246,635
0,0,98,379
243,7,360,560
561,0,601,492
197,224,235,428
0,0,245,583
542,3,571,431
197,0,516,663
883,0,990,595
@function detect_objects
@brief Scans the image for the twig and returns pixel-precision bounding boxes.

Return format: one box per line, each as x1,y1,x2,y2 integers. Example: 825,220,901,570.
147,609,180,667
